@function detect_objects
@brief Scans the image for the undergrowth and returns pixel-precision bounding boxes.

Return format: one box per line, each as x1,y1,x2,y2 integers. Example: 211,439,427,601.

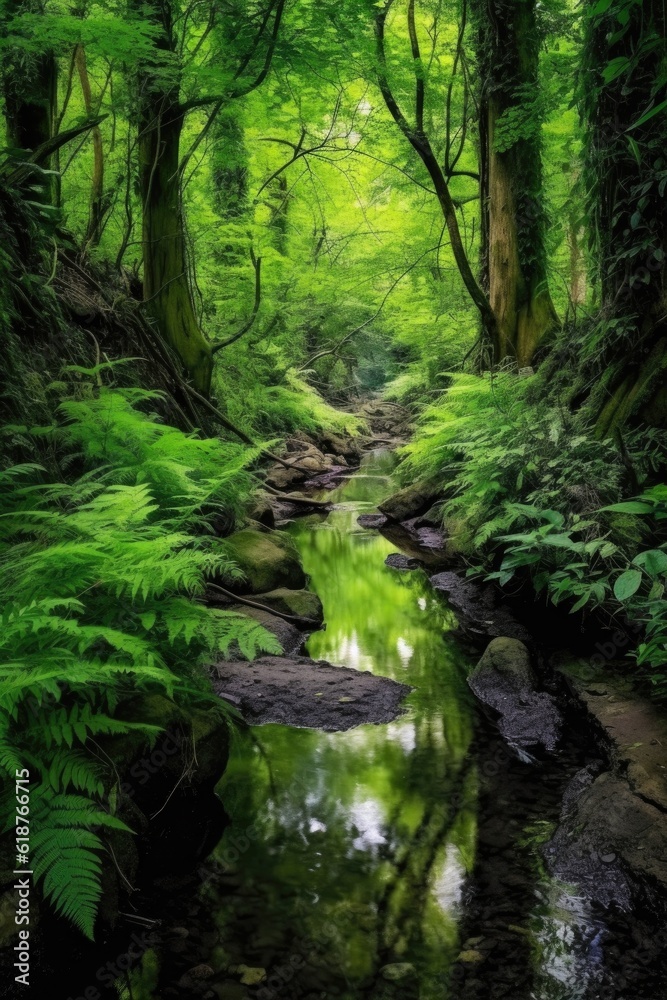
0,372,280,939
401,370,667,695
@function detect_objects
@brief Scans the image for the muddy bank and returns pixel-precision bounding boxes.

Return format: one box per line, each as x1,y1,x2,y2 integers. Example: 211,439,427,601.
213,655,411,730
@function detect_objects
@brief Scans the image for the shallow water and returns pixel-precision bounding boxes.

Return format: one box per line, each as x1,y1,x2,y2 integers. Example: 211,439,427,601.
210,451,477,998
113,452,667,1000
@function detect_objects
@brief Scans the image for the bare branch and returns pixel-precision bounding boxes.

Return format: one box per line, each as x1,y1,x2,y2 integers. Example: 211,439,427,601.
299,242,448,371
407,0,425,134
211,252,263,353
374,0,496,339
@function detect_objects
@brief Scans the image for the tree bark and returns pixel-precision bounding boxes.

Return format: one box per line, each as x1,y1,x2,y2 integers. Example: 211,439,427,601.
135,0,212,394
474,0,557,367
74,43,105,248
374,0,498,354
580,0,667,434
138,90,213,394
2,0,57,204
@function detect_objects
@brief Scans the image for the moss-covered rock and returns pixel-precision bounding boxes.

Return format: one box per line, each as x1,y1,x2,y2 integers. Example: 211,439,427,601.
223,529,306,593
250,587,323,625
379,482,440,523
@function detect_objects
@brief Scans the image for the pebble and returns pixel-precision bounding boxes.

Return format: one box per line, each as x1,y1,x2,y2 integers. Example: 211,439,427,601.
457,949,485,964
381,962,417,981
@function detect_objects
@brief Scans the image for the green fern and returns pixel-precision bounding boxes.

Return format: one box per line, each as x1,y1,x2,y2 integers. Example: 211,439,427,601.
0,383,281,939
30,788,132,940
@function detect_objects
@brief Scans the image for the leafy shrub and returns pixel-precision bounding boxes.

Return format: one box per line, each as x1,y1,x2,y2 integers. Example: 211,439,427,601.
401,371,667,696
401,370,625,550
0,382,280,938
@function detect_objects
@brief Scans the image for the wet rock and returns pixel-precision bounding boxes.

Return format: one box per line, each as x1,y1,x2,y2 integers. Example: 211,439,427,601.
401,519,446,550
301,465,353,490
227,605,304,657
248,496,275,529
378,481,440,523
222,529,306,594
385,552,423,571
357,513,389,530
468,638,562,753
246,587,323,626
429,571,533,645
546,662,667,903
212,655,411,731
544,765,635,909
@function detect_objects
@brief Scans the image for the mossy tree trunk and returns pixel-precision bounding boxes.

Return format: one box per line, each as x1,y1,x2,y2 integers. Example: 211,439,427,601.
473,0,557,367
580,0,667,434
136,0,212,394
75,43,106,248
2,0,57,204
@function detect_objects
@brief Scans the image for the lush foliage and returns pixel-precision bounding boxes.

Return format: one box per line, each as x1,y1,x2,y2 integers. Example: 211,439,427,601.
0,378,279,937
1,0,667,951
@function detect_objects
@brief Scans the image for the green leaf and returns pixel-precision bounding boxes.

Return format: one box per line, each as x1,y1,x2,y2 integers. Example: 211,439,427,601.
613,569,643,602
628,100,667,131
589,0,614,15
632,549,667,577
602,501,654,514
540,533,580,549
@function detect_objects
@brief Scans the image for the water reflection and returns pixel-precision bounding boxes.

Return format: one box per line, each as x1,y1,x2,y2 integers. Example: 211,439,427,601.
212,451,477,997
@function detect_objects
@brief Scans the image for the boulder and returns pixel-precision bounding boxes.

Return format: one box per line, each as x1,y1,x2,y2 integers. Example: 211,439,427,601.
213,656,411,731
265,442,331,490
317,430,362,462
358,513,389,530
414,503,442,528
222,529,306,593
248,587,324,626
468,637,562,753
430,571,533,644
265,464,304,491
385,552,423,571
378,481,440,523
228,604,304,657
248,496,275,529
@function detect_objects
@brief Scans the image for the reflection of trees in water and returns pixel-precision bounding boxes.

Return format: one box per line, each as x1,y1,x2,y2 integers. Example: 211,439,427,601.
217,718,476,996
210,465,477,994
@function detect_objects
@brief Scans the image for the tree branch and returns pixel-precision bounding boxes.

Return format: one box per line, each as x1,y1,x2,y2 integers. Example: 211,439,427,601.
211,252,262,353
374,0,496,340
2,116,108,185
181,0,286,116
407,0,425,134
298,242,448,371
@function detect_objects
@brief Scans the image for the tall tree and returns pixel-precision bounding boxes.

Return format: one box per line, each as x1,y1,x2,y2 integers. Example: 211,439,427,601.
374,0,499,360
471,0,557,366
580,0,667,434
2,0,58,204
135,0,285,394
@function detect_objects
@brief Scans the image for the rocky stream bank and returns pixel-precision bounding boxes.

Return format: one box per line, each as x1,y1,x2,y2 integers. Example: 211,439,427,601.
3,395,667,1000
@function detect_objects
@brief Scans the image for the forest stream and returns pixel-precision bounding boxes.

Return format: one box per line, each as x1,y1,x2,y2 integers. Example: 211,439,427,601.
129,451,667,1000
